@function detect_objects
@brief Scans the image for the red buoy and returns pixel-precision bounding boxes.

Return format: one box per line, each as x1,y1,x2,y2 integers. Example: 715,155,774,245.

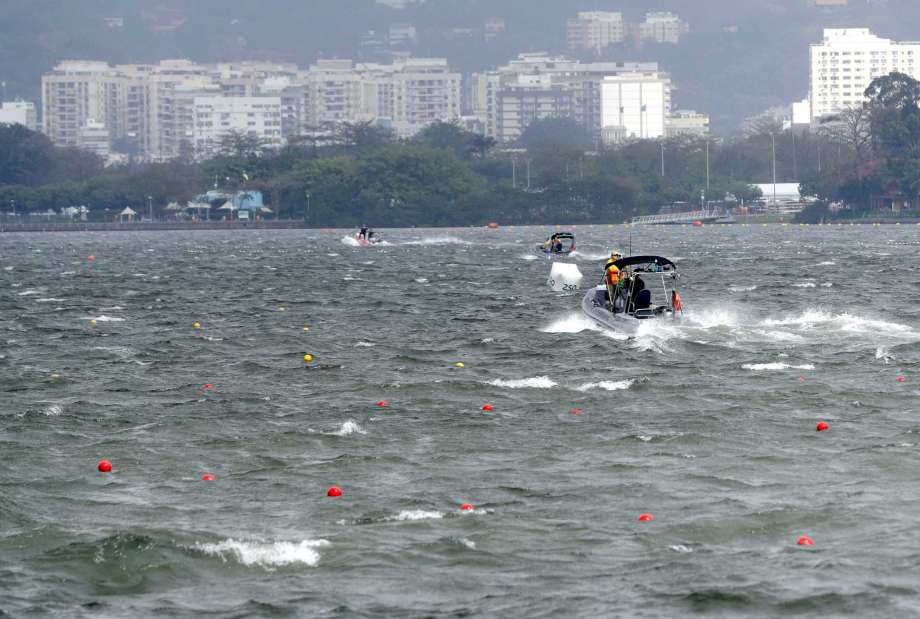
570,408,583,415
376,400,387,407
201,473,216,481
327,486,343,497
897,375,907,383
638,513,654,522
460,503,475,511
87,255,96,261
797,536,814,546
203,383,214,390
816,422,829,432
482,404,493,412
97,459,112,473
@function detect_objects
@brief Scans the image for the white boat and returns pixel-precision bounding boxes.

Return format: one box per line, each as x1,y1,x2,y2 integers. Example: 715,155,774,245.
581,255,683,332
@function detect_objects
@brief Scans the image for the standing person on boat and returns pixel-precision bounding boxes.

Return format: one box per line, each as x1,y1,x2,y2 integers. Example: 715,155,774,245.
604,252,623,312
358,225,369,240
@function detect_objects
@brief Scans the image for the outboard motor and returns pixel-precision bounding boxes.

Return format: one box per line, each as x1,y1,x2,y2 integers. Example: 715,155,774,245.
548,262,583,292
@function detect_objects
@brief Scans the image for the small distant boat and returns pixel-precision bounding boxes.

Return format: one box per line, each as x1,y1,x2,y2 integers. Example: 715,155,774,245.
582,255,683,332
354,228,381,246
535,232,576,257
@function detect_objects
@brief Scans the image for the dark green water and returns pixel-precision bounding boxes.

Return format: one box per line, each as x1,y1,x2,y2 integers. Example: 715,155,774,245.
1,225,919,617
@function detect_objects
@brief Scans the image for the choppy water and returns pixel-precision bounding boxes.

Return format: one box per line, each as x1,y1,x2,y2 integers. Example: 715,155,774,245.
2,225,920,617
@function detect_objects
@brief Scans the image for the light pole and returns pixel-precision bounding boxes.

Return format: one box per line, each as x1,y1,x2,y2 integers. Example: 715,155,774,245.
147,195,153,221
305,192,311,224
511,157,517,189
660,141,665,177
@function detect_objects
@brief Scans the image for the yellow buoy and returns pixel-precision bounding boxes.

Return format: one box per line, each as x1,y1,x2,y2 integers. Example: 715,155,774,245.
278,306,286,312
194,322,201,329
90,319,97,326
303,326,310,332
303,354,314,363
455,362,465,368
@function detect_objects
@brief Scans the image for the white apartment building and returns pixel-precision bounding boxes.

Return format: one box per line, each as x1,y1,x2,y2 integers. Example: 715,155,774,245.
77,118,111,159
471,54,667,144
567,12,625,53
0,101,38,131
600,73,670,144
665,110,710,138
810,28,920,121
638,12,689,44
42,57,461,157
192,96,283,157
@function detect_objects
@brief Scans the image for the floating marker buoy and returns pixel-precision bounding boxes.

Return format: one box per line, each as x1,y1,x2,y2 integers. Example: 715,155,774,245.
97,459,112,473
327,486,343,497
460,503,475,511
201,473,216,481
303,354,314,363
87,255,96,261
278,306,286,312
90,319,97,326
482,404,493,412
203,383,214,390
303,326,310,332
194,322,201,329
797,536,814,546
897,375,907,383
570,408,583,415
638,513,654,522
798,376,806,383
816,422,829,432
487,222,499,229
50,373,61,379
454,362,465,368
376,400,387,407
692,220,703,228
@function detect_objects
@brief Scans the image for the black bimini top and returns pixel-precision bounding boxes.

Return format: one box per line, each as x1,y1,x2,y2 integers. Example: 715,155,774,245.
547,232,575,240
611,255,677,271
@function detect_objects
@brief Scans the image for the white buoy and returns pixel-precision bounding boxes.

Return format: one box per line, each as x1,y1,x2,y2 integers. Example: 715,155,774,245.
547,262,583,292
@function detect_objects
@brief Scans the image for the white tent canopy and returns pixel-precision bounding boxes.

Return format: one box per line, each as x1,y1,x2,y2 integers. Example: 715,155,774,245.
120,207,137,216
217,201,237,211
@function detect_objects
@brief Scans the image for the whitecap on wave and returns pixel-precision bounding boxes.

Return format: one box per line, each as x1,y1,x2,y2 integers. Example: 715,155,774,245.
793,282,817,288
487,376,557,389
540,313,598,334
354,341,376,347
519,254,538,261
384,510,444,522
761,309,915,336
332,420,366,436
576,379,633,392
83,315,125,322
195,539,329,568
729,285,757,292
402,237,472,246
340,236,361,247
742,362,815,371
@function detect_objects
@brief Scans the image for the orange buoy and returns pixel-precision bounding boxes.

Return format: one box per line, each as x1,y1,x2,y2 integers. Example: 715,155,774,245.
487,222,499,229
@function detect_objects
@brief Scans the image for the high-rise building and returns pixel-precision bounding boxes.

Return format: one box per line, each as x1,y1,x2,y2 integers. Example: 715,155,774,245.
665,110,710,138
77,118,111,159
638,12,689,44
810,28,920,121
0,101,38,131
600,73,670,144
192,96,283,156
567,12,625,53
42,57,463,158
471,54,667,144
